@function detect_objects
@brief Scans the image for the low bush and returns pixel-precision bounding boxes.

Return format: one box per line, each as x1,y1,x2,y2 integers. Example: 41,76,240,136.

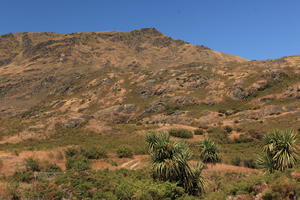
218,109,227,114
56,151,64,160
235,127,242,132
12,171,35,183
208,130,230,143
247,129,264,140
198,125,208,130
231,157,241,166
207,128,214,133
262,189,278,200
47,152,54,159
194,129,204,135
5,182,21,200
81,146,108,159
65,146,108,160
233,135,254,143
108,160,118,166
169,129,193,138
224,126,233,133
66,156,90,171
64,147,79,158
226,180,254,196
18,169,195,200
165,106,180,115
44,163,62,172
116,146,134,158
24,158,41,172
243,159,257,169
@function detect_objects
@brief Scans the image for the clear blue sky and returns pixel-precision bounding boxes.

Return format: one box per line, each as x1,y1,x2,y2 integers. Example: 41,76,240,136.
1,0,299,60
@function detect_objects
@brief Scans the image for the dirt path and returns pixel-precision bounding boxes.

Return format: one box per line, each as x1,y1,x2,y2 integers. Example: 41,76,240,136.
92,155,149,170
205,163,258,173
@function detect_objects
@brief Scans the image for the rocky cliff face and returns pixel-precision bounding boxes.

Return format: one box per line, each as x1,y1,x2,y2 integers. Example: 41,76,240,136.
0,28,299,142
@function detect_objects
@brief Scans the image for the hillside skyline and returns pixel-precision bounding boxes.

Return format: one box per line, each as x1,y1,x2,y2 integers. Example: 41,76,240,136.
1,0,300,60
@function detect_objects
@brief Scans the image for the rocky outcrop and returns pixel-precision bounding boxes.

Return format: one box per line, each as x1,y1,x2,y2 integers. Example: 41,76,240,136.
283,84,300,99
230,80,268,99
95,104,136,123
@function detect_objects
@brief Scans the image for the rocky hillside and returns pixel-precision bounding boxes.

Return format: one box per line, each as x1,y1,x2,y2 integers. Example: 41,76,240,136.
0,28,299,144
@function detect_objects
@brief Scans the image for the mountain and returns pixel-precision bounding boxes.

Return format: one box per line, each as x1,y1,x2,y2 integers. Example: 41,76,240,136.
0,28,299,144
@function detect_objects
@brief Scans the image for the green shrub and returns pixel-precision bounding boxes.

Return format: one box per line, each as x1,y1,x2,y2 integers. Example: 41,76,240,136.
165,106,180,115
243,159,256,169
169,129,193,138
116,146,134,158
269,176,299,199
66,156,90,171
64,147,79,158
198,125,208,129
24,158,41,172
47,152,54,159
226,180,254,195
233,135,254,143
208,130,229,143
224,126,233,133
262,189,278,200
247,129,264,140
207,128,214,133
108,160,118,166
65,146,108,160
235,127,242,132
12,170,34,183
56,151,64,160
5,182,20,200
133,146,148,155
194,129,204,135
44,163,62,172
0,159,3,169
231,157,241,166
21,169,194,200
81,146,108,159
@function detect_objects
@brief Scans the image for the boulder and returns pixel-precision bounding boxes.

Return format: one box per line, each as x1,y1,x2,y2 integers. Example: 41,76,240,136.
262,105,282,116
144,101,166,113
96,104,136,123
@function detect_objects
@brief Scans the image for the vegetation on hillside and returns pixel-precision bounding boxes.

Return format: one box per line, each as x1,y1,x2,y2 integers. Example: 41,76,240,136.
257,129,299,173
146,132,204,196
0,129,299,199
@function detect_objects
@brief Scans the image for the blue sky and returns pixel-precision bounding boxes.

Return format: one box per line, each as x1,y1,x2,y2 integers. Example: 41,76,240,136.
1,0,299,60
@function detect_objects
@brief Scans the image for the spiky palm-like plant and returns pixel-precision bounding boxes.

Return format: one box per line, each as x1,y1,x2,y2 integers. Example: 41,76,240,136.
146,132,205,196
256,153,275,173
258,129,299,172
199,138,220,163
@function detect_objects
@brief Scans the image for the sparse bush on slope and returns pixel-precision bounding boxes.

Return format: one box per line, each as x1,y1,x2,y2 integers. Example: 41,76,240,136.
169,129,193,138
116,145,134,158
194,129,204,135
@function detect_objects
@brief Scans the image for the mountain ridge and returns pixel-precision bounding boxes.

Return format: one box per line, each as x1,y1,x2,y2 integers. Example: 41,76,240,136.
0,28,299,147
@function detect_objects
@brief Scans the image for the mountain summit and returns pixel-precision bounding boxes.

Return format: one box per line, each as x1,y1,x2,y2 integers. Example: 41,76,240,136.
0,28,299,143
